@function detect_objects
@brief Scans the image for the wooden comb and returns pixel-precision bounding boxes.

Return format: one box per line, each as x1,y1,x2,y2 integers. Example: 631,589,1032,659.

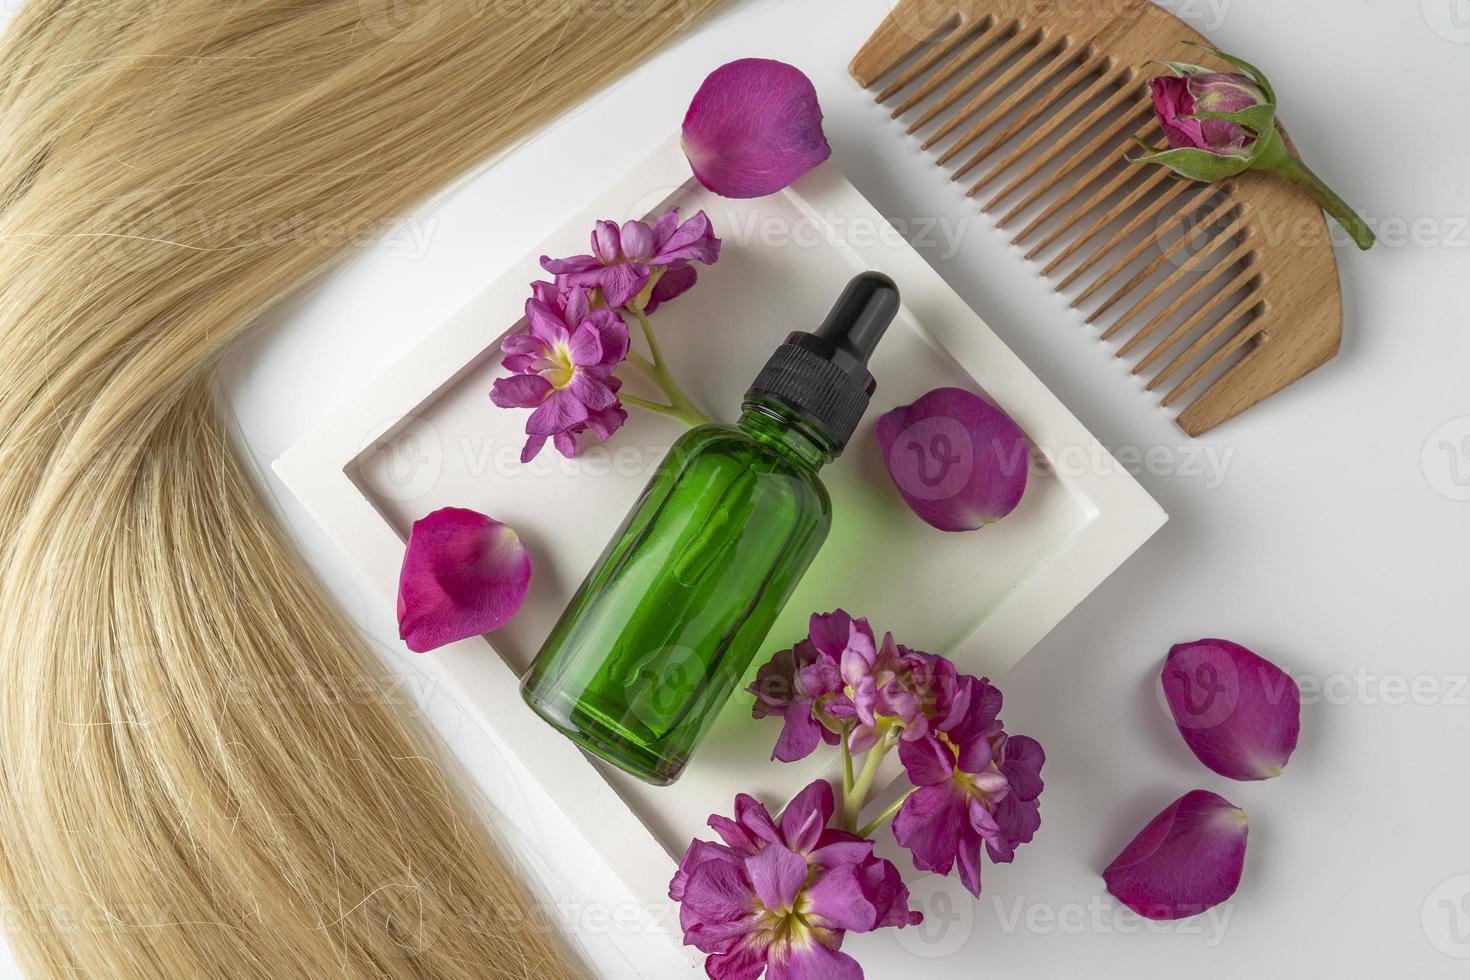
850,0,1343,436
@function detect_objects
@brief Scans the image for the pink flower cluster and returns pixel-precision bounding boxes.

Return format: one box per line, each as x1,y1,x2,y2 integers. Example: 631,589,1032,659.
670,781,919,980
749,611,1045,898
490,208,719,462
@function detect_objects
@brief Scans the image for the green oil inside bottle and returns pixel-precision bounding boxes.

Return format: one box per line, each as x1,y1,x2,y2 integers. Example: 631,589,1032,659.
520,273,900,784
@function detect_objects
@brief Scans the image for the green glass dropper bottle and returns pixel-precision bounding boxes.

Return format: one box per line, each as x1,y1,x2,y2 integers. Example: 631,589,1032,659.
520,272,901,785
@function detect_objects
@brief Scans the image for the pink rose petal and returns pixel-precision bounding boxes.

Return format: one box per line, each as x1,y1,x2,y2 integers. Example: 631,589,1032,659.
876,387,1029,532
1161,639,1301,780
681,58,831,199
396,507,532,653
1103,790,1247,920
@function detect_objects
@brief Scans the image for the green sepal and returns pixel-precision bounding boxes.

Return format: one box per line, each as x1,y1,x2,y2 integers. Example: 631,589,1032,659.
1182,103,1277,136
1178,104,1279,169
1156,60,1215,77
1126,145,1253,182
1181,41,1277,102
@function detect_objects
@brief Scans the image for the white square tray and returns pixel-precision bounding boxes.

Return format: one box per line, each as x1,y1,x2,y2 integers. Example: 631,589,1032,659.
274,137,1165,924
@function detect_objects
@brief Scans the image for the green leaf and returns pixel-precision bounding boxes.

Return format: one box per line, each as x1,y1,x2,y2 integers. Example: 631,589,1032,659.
1127,146,1253,182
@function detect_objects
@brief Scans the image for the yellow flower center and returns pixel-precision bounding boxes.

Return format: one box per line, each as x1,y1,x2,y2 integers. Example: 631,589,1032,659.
750,892,838,964
543,341,575,390
940,731,999,804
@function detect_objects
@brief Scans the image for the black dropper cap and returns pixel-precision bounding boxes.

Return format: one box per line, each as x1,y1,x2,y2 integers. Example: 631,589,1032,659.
743,272,900,452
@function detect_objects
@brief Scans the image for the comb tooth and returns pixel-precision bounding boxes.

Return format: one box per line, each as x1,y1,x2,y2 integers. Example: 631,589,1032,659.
1079,187,1231,311
1098,223,1246,341
922,28,1048,151
1035,166,1171,274
1027,164,1152,264
1125,231,1255,366
905,30,1058,138
1062,180,1205,298
962,72,1138,196
1027,161,1167,270
1163,323,1261,407
875,16,1000,105
1141,283,1261,384
1005,110,1152,232
927,46,1102,162
1115,234,1253,355
1014,121,1158,244
992,104,1152,225
890,20,1014,118
952,67,1124,182
976,83,1146,210
1084,193,1236,323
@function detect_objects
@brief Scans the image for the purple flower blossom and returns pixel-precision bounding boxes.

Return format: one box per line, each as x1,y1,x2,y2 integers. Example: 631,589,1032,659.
745,614,1049,924
891,678,1045,897
749,638,843,763
541,207,720,311
845,636,970,754
490,282,629,462
670,781,920,980
747,610,872,763
750,612,982,759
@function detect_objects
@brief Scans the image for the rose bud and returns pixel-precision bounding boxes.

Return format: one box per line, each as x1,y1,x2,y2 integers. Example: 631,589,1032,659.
1151,71,1269,158
1130,45,1374,249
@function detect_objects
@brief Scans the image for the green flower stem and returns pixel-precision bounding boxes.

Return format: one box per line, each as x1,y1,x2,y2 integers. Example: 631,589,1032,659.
626,309,711,427
841,729,855,798
619,391,681,416
841,727,900,833
1256,129,1376,250
857,788,917,840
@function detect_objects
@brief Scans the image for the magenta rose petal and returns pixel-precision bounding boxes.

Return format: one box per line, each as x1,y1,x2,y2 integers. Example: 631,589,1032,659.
682,58,831,199
1103,790,1248,920
1150,76,1208,151
396,507,532,653
876,387,1029,532
1161,639,1301,780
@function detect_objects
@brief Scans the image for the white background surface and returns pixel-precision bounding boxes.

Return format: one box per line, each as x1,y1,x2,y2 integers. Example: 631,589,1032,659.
3,0,1468,977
